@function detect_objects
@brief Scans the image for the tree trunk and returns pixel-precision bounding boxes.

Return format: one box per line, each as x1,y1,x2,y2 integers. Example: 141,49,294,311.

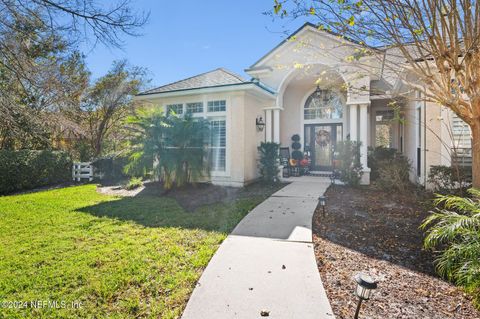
94,134,103,158
472,122,480,189
93,119,108,157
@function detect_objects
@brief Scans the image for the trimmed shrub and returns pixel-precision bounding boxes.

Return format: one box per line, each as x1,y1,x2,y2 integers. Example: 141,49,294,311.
368,146,412,191
291,150,304,160
376,155,412,191
291,134,303,160
336,140,363,186
0,150,72,194
428,165,472,195
258,142,280,183
291,142,302,150
368,146,397,180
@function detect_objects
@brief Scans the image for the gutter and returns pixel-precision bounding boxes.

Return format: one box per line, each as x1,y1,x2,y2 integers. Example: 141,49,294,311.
135,82,276,100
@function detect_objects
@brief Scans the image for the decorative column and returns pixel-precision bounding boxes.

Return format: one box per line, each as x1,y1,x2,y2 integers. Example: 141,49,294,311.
273,109,280,144
349,104,358,141
359,103,368,168
265,109,272,142
359,103,370,184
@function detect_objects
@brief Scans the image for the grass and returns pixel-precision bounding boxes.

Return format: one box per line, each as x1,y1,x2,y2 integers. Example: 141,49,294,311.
0,184,273,318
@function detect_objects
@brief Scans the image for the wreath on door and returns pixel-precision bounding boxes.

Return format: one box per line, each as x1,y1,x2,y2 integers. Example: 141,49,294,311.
315,129,331,148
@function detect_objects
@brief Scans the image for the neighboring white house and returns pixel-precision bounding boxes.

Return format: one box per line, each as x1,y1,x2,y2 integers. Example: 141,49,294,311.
136,23,472,188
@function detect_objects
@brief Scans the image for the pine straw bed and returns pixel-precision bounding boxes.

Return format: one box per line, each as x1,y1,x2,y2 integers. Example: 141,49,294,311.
313,185,479,319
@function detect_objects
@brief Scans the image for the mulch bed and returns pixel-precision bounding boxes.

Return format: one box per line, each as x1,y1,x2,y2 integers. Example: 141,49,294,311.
313,185,480,319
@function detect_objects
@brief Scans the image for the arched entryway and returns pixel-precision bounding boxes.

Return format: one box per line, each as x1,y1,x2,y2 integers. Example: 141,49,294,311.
303,86,346,170
277,65,348,171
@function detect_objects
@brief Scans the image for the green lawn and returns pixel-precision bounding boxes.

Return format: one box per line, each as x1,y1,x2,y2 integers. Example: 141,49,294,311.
0,184,272,318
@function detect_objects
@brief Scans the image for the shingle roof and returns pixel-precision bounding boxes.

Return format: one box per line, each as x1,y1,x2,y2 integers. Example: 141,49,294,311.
139,68,247,95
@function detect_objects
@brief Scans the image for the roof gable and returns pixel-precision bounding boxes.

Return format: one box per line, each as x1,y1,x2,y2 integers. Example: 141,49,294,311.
247,22,363,70
139,68,246,95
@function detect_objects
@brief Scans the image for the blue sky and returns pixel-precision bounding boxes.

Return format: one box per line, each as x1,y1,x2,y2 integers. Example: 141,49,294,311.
83,0,307,88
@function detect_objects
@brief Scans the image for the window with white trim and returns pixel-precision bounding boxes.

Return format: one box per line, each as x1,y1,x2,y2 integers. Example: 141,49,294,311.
186,102,203,113
375,110,394,148
166,104,183,114
304,89,344,120
209,119,226,171
207,100,226,112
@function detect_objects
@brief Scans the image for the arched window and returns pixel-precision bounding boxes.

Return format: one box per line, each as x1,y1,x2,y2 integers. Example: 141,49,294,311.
304,87,345,120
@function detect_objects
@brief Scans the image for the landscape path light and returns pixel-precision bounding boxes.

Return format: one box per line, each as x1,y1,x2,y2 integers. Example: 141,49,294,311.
353,273,378,319
318,196,326,216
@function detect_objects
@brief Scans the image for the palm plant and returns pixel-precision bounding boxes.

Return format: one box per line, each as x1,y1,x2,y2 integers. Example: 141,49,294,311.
125,108,210,189
421,188,480,307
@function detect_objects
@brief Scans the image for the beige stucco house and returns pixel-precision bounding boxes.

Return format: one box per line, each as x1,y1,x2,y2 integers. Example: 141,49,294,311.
136,23,472,188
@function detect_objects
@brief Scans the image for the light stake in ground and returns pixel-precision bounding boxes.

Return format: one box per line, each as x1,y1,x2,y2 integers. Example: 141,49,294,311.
318,196,326,216
353,273,377,319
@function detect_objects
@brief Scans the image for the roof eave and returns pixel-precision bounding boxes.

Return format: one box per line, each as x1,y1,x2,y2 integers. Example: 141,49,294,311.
135,82,276,100
247,23,315,70
247,22,382,72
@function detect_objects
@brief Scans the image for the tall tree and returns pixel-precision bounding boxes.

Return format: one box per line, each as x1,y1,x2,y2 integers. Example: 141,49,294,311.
272,0,480,188
83,60,146,157
0,0,147,148
0,14,89,149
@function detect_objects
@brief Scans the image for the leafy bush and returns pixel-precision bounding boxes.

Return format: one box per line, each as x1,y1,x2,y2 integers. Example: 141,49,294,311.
125,177,143,190
368,146,397,180
377,156,411,191
428,165,472,195
422,189,480,308
258,142,280,183
336,140,363,186
91,155,128,182
71,139,95,162
0,150,72,194
125,109,210,190
368,146,412,191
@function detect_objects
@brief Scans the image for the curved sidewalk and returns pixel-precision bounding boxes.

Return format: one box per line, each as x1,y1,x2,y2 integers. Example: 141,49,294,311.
182,177,334,319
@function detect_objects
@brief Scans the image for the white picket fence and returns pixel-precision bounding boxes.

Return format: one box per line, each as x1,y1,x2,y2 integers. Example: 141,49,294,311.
72,162,93,182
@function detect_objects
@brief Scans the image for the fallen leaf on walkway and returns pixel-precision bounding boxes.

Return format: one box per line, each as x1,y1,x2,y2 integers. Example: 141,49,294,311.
260,310,270,317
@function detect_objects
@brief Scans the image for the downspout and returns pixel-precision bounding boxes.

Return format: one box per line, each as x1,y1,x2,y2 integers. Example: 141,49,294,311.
423,87,427,185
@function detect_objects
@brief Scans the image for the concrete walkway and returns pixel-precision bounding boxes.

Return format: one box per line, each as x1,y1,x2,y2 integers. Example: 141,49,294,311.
182,176,334,319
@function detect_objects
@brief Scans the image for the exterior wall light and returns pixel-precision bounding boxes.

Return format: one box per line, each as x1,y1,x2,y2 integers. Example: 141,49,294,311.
256,116,265,131
354,273,378,319
318,196,326,216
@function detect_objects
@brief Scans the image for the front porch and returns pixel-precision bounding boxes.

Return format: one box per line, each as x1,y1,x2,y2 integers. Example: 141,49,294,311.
260,65,400,185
